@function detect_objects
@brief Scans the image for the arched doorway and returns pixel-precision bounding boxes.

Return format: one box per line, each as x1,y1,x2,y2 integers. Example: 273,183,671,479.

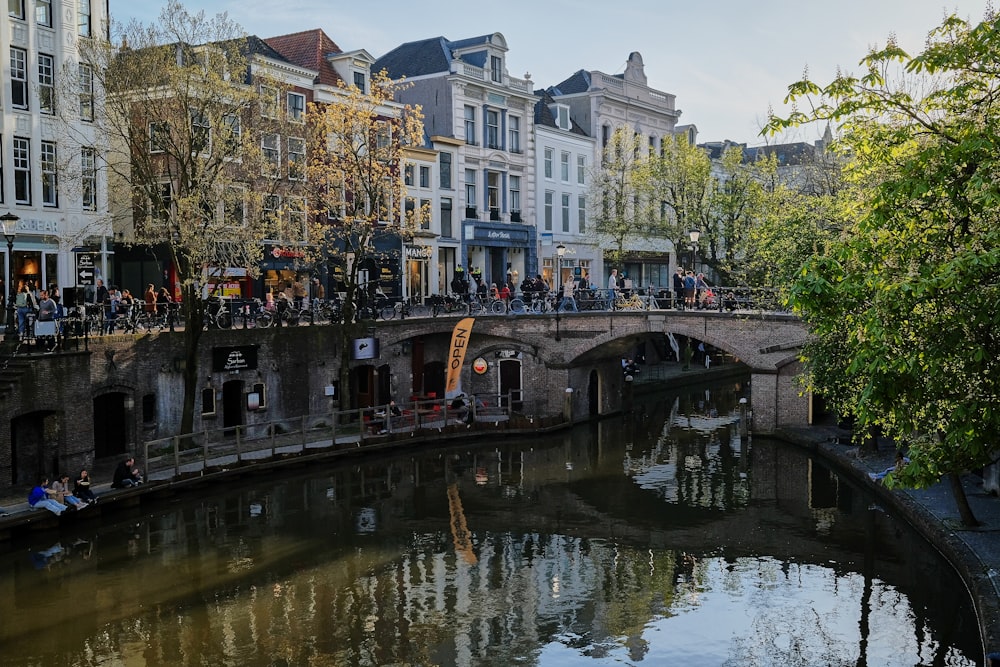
588,369,600,416
222,380,245,432
94,393,128,459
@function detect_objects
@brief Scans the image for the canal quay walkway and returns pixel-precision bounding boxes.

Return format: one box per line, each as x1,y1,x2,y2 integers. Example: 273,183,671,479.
2,360,1000,662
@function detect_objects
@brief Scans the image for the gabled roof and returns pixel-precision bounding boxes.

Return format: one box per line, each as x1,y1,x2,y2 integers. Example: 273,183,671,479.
265,29,344,87
374,33,503,80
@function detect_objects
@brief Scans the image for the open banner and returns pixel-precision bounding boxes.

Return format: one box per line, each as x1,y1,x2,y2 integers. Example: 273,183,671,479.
445,317,475,395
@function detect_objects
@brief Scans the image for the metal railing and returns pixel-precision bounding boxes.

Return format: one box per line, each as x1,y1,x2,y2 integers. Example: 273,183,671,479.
142,393,536,481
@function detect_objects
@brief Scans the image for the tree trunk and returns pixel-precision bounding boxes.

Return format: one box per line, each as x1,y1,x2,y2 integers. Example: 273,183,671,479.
948,472,980,528
861,423,880,455
179,283,206,438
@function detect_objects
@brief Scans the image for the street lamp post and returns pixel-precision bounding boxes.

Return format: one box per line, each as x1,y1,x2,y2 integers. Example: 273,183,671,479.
688,228,701,272
555,243,566,340
1,212,18,341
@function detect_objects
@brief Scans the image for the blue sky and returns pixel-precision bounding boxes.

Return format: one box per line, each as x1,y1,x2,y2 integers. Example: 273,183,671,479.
110,1,994,146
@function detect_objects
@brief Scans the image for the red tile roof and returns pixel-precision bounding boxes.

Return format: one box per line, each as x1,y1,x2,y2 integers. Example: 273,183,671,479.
265,29,344,87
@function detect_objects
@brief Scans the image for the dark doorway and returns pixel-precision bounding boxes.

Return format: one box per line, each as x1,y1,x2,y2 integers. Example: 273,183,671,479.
377,364,391,405
423,361,445,399
499,359,522,411
588,369,600,416
222,380,245,432
351,365,375,409
94,393,128,459
10,411,58,486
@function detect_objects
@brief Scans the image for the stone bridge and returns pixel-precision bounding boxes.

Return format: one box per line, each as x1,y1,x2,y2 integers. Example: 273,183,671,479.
375,309,811,432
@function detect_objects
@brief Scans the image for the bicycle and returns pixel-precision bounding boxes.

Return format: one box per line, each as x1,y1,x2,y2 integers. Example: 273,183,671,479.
613,291,648,311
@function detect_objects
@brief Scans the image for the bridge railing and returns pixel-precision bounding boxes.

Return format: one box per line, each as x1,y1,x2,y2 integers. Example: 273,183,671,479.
142,393,541,481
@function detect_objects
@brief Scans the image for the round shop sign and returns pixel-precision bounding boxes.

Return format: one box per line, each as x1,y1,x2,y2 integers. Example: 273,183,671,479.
472,357,488,374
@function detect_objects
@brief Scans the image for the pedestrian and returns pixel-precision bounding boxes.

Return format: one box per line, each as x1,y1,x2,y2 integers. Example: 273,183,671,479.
74,469,98,504
112,456,143,488
144,284,156,313
36,290,56,322
14,283,36,337
684,271,697,309
673,268,685,309
558,277,578,312
28,478,69,515
51,474,88,510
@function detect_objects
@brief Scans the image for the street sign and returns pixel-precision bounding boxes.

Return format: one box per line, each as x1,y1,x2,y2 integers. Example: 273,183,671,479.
76,253,95,286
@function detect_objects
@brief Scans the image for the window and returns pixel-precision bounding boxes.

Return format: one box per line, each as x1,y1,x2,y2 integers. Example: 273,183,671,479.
439,152,452,189
487,171,500,219
149,122,169,153
38,54,55,114
287,137,305,180
191,109,211,154
420,198,431,230
403,164,414,186
81,147,96,210
79,63,94,121
553,105,570,130
224,186,245,227
353,71,366,93
288,197,306,238
602,124,610,149
649,135,656,155
10,48,27,109
35,0,50,26
13,137,30,204
8,0,23,19
560,152,570,182
263,194,280,222
544,147,553,179
419,165,430,188
260,85,279,118
440,197,453,237
544,190,553,231
41,141,57,207
464,169,476,212
490,55,502,83
464,105,476,145
508,116,521,153
262,134,280,176
78,0,90,36
221,113,241,153
486,109,500,149
509,175,520,214
287,92,305,122
577,155,586,184
578,195,587,233
375,122,390,150
561,193,570,232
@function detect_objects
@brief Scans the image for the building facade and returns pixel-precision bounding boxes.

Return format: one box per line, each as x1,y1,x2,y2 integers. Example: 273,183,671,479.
375,32,538,292
2,0,111,307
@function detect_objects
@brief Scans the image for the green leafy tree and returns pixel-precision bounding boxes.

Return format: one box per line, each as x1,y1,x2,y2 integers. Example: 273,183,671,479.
589,128,648,268
79,0,304,436
767,12,1000,526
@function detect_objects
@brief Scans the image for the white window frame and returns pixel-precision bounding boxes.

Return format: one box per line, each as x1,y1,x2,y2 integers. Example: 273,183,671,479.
288,196,307,239
508,116,520,153
41,141,57,207
190,108,212,154
578,194,587,233
509,175,520,214
10,47,27,110
80,146,96,211
13,137,30,204
439,152,452,189
287,92,305,123
490,55,502,83
544,147,553,179
35,0,51,26
79,63,94,121
224,185,246,228
8,0,24,20
486,109,500,149
464,105,476,145
353,71,366,93
560,152,570,182
561,193,570,232
419,165,430,188
287,137,305,180
38,53,55,115
464,169,476,212
260,85,280,119
77,0,90,37
544,190,553,231
262,133,280,177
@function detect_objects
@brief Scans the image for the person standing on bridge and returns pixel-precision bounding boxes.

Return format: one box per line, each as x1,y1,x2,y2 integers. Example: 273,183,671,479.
684,271,697,309
608,269,619,309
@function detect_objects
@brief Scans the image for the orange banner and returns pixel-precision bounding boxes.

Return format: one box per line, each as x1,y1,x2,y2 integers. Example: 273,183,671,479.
445,317,475,395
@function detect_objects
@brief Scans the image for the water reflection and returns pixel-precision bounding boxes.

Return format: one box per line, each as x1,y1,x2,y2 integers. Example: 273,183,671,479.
0,378,981,666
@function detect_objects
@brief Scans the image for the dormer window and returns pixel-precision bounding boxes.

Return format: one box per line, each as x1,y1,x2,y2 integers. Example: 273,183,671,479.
490,55,502,83
552,104,571,131
353,71,366,93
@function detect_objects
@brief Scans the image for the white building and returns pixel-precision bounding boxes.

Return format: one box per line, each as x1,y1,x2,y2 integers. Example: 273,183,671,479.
532,90,597,290
548,52,690,290
375,32,538,291
2,0,110,306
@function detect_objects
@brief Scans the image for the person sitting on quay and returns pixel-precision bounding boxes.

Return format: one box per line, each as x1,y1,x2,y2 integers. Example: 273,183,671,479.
112,456,144,489
51,473,89,511
28,478,69,515
74,469,98,504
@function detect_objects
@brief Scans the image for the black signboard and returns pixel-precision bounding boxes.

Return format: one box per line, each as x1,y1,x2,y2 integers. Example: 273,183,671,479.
76,253,96,286
212,345,259,372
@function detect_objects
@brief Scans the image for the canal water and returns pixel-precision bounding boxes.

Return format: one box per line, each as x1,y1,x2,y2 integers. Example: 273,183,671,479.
0,377,981,666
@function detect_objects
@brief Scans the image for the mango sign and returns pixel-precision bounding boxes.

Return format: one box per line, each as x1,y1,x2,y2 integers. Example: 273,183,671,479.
445,317,475,394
